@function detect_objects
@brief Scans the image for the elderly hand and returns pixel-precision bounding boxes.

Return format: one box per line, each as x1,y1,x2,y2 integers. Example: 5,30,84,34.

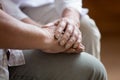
41,24,65,53
54,17,84,51
41,23,84,54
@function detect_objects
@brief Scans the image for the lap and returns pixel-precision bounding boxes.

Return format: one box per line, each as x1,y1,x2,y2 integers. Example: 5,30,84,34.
9,50,107,80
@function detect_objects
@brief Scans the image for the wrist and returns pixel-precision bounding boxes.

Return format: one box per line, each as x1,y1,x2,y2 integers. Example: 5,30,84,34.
62,8,80,28
35,28,49,50
37,28,53,51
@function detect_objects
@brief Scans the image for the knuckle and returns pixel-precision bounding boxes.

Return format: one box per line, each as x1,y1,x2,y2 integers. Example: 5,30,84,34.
56,29,61,34
69,40,73,43
59,38,66,46
70,37,76,43
72,33,77,40
64,33,69,40
59,27,63,31
59,21,66,27
68,24,73,29
67,39,72,44
67,30,72,35
61,36,67,41
66,27,73,34
57,28,64,34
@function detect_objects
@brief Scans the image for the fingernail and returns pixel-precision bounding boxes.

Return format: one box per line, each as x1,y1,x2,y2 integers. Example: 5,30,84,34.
60,40,65,46
65,44,70,49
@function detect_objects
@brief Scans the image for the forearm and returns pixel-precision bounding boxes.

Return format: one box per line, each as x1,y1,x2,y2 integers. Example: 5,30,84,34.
0,10,46,49
21,18,42,27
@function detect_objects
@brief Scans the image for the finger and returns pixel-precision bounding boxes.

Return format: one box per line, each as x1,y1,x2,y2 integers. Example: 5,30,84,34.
76,43,85,52
54,19,66,39
44,20,59,29
66,43,85,54
64,29,78,49
73,31,82,49
59,24,74,46
45,20,59,26
65,48,78,54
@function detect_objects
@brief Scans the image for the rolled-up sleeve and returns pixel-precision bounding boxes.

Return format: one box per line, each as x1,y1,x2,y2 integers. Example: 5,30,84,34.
55,0,83,16
0,0,28,20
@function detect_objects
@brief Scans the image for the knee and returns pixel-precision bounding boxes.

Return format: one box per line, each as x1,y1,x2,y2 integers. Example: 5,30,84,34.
79,52,107,80
32,52,107,80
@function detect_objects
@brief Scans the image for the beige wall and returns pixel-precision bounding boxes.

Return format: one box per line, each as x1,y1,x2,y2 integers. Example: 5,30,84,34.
83,0,120,35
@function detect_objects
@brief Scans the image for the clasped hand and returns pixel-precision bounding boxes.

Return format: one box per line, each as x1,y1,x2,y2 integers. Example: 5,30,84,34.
41,18,85,54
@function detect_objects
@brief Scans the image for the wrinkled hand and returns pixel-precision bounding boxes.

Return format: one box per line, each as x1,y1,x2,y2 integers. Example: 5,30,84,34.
41,23,84,54
54,18,85,52
41,24,67,53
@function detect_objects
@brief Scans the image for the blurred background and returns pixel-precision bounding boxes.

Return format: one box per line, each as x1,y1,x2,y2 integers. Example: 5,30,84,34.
83,0,120,80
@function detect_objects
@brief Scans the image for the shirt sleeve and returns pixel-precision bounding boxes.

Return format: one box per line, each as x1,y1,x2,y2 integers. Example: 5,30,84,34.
54,0,83,16
0,0,28,20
